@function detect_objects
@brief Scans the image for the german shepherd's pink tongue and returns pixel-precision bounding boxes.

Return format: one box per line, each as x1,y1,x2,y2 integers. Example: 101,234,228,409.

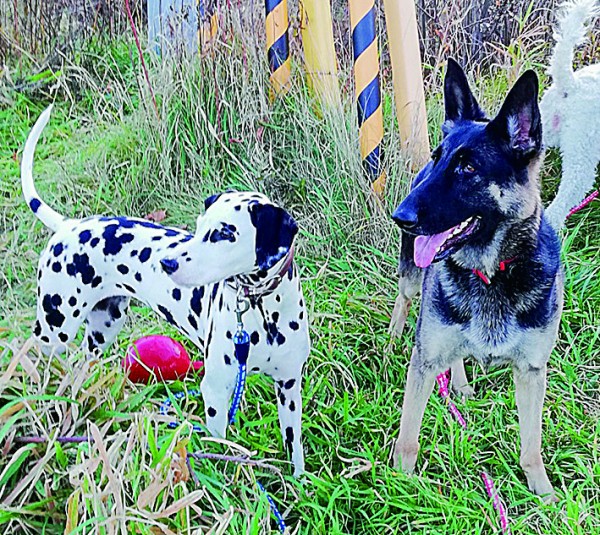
414,230,454,268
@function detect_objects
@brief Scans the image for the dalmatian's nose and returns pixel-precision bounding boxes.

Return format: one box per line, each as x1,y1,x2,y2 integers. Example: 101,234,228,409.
160,258,179,274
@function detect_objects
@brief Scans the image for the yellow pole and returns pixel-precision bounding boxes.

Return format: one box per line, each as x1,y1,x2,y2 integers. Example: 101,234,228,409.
349,0,386,195
299,0,341,108
265,0,292,97
383,0,430,167
198,0,218,49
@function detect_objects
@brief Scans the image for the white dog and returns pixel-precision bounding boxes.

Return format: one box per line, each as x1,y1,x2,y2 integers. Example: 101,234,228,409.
542,0,600,230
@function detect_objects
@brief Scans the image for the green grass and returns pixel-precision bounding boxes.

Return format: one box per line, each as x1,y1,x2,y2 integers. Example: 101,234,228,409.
1,32,599,534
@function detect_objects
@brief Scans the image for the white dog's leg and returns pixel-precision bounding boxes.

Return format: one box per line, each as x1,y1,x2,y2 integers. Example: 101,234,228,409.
546,140,599,230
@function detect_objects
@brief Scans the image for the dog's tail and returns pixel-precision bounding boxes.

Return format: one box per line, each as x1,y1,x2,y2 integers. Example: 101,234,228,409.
21,105,65,233
548,0,599,90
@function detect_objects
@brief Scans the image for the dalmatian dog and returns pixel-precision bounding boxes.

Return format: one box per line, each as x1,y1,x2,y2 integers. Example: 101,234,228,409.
22,106,310,476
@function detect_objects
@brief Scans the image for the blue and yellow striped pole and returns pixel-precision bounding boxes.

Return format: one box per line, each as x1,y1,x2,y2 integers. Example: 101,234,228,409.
349,0,386,196
265,0,291,97
198,0,218,49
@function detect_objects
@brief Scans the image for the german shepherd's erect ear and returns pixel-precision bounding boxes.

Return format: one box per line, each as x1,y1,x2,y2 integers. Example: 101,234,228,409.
443,58,487,129
487,70,542,163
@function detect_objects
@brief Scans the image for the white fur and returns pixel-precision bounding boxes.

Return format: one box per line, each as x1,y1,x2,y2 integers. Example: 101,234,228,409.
542,0,600,229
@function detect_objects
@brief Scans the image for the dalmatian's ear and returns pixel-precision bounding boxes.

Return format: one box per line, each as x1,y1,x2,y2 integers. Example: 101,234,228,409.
204,193,223,211
249,203,298,271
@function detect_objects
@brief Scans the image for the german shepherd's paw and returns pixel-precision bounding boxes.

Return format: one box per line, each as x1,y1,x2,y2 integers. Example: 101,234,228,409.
392,440,418,473
524,466,558,502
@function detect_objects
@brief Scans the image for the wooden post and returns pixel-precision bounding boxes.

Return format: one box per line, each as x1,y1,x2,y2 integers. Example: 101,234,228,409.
265,0,291,97
299,0,341,108
349,0,386,195
383,0,430,167
198,0,218,50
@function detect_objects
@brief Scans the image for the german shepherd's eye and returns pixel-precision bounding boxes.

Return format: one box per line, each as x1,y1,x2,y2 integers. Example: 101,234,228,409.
462,163,476,174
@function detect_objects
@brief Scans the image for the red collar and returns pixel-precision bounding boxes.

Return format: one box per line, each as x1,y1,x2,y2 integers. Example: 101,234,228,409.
472,257,516,285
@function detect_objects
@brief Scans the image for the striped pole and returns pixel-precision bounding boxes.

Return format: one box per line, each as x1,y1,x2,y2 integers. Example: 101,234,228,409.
299,0,341,109
265,0,291,97
349,0,386,195
198,0,218,49
383,0,430,168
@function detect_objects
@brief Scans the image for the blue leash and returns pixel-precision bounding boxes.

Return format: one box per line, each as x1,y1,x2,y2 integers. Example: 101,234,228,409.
159,294,286,533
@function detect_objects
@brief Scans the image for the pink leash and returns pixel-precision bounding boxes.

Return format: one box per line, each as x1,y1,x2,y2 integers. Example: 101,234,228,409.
436,369,511,533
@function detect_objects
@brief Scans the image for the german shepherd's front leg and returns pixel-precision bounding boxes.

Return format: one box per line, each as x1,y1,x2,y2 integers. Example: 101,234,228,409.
393,347,438,471
513,363,556,501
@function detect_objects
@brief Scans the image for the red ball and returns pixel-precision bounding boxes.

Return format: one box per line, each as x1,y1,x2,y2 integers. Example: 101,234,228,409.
123,335,203,383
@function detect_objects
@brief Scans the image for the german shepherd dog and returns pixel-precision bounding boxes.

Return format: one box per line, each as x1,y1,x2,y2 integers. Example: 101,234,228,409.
391,59,564,501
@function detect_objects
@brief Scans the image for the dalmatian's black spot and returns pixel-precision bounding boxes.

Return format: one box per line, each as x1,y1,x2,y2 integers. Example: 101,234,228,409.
108,302,123,320
117,264,129,274
272,312,279,323
76,288,81,294
211,285,218,300
102,224,134,255
218,294,223,310
73,310,80,318
46,259,51,267
283,379,296,389
52,262,62,273
37,269,42,280
299,311,304,320
299,299,303,307
257,270,268,279
79,230,92,244
87,335,95,349
202,231,210,242
122,283,135,293
250,331,260,345
285,427,294,453
33,321,41,336
289,401,296,412
42,293,65,328
158,305,176,325
152,236,162,241
279,391,286,405
56,332,68,343
53,243,64,256
188,314,198,329
226,330,232,340
234,205,241,211
135,272,142,282
139,248,152,263
66,253,96,285
172,288,181,301
275,295,281,303
29,198,41,212
91,276,102,288
93,331,105,344
68,296,77,307
130,250,138,257
190,287,204,315
276,333,286,345
90,237,100,248
41,335,50,343
289,321,299,331
105,321,111,327
252,366,260,372
207,407,217,417
224,354,231,365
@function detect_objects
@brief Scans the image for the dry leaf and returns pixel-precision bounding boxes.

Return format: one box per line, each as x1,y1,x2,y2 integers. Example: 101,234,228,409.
145,210,167,223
